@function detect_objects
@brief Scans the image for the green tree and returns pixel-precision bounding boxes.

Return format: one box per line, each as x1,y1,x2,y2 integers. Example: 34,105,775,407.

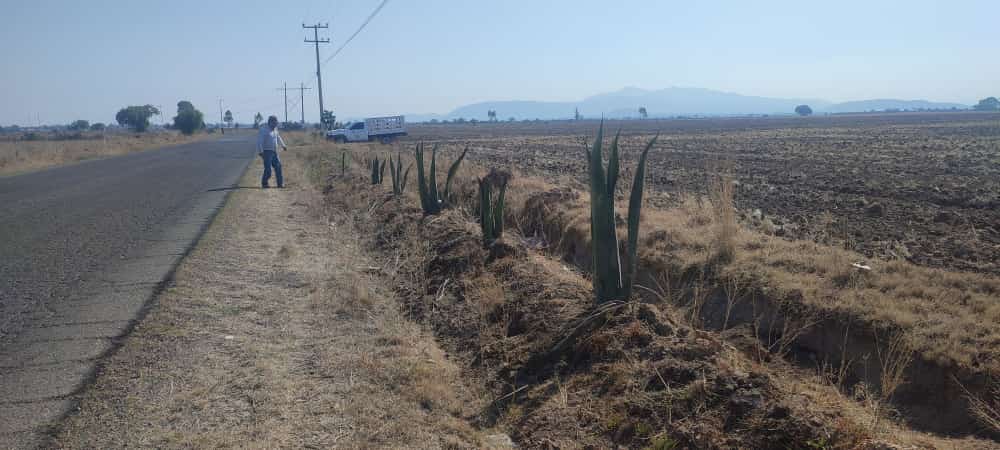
973,97,1000,111
253,112,263,129
68,120,90,131
795,104,813,116
173,100,205,135
638,107,648,119
115,105,159,132
90,122,106,131
321,110,336,130
224,110,234,128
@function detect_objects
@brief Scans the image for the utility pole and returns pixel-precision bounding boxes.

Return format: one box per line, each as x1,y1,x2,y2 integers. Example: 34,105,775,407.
277,83,312,125
300,82,310,125
278,82,288,123
303,23,329,126
218,99,224,127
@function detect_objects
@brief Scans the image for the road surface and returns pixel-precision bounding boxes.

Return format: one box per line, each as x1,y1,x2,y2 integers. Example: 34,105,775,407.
0,135,255,448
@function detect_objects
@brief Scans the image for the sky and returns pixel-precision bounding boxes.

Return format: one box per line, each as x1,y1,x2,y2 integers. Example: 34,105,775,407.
2,0,998,125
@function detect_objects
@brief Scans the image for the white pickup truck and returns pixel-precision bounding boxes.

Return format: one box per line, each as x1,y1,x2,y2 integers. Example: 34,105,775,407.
326,115,407,144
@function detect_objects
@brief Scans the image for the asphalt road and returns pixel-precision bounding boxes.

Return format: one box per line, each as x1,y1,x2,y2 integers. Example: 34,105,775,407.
0,134,255,447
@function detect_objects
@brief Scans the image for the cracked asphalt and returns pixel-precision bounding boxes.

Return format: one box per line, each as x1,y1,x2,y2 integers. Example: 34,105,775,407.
0,134,255,448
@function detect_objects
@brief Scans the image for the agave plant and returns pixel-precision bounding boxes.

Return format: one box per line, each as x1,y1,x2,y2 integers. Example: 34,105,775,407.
414,144,468,215
341,151,347,176
388,153,412,196
478,177,507,247
370,156,386,185
587,124,657,303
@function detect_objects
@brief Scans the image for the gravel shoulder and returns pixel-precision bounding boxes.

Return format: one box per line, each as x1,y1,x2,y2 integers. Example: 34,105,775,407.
52,150,486,448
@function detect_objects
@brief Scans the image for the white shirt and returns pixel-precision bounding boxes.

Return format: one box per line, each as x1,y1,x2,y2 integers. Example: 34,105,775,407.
256,126,287,153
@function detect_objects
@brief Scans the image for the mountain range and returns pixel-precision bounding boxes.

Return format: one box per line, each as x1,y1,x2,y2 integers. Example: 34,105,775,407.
406,87,969,122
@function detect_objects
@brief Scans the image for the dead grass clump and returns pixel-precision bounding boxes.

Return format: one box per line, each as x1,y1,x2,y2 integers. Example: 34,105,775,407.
708,166,738,264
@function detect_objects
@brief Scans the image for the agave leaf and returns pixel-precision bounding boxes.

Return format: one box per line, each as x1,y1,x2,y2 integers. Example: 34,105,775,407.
429,145,439,207
389,154,397,188
495,179,507,240
479,178,492,244
444,146,469,202
607,129,621,198
624,134,658,296
415,144,430,213
401,163,412,193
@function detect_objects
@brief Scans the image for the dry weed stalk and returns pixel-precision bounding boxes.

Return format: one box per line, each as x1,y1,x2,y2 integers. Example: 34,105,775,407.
953,375,1000,434
708,163,737,264
875,331,914,402
721,272,744,331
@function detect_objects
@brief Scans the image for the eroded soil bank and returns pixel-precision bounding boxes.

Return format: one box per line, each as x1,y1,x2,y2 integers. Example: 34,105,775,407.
318,146,998,449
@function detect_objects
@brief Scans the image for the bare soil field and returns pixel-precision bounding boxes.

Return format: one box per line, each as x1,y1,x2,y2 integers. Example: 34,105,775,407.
407,112,1000,275
315,112,1000,448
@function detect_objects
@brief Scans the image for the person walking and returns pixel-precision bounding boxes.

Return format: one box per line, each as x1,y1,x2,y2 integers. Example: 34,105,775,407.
256,115,287,188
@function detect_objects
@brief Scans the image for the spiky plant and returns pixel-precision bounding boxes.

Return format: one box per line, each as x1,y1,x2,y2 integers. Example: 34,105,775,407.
370,156,386,185
388,153,412,196
587,124,657,303
341,152,347,176
414,144,468,215
478,177,507,247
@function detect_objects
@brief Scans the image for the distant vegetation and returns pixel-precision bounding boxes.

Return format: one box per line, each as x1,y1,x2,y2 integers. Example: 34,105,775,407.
172,101,205,135
68,120,90,131
795,104,813,116
974,97,1000,111
115,105,160,132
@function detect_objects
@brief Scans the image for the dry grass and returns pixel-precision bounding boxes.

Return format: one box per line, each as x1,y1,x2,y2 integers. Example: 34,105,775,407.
0,130,215,176
336,140,999,375
708,164,737,264
630,197,1000,375
54,148,488,448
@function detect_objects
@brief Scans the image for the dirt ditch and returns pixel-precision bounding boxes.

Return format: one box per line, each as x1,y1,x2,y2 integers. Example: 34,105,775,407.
317,165,1000,448
517,187,1000,442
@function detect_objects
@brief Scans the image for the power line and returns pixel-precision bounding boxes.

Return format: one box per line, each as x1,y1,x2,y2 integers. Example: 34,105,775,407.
322,0,389,66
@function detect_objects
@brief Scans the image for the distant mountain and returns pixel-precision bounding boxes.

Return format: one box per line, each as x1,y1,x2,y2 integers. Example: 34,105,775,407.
821,99,968,113
442,87,831,121
406,87,974,122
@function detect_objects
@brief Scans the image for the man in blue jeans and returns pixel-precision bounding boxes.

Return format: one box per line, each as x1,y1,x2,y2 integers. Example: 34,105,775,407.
256,115,288,188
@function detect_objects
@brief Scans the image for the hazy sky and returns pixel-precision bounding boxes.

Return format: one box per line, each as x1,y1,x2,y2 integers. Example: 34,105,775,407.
2,0,997,125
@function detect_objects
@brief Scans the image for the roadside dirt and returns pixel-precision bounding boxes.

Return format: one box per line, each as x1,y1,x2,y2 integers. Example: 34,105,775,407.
52,151,491,448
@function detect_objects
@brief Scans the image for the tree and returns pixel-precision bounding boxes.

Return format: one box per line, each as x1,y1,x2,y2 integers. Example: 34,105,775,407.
487,109,497,122
224,110,234,128
321,110,336,130
68,120,90,131
973,97,1000,111
173,100,205,135
638,107,648,119
794,104,813,116
115,105,160,132
253,112,263,129
574,107,582,121
90,122,106,131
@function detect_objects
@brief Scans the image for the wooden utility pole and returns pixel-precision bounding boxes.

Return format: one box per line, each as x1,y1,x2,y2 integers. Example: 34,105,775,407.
303,23,329,126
